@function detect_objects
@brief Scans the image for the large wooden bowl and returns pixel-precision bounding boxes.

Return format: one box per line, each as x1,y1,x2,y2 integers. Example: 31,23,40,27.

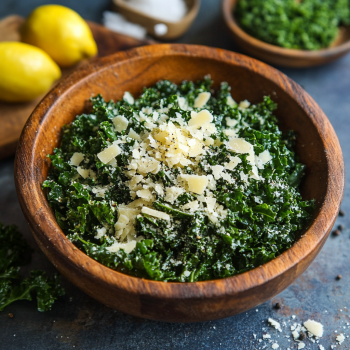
223,0,350,68
15,44,344,322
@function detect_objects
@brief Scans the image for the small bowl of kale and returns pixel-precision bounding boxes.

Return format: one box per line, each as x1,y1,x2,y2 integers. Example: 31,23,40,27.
223,0,350,68
15,44,344,322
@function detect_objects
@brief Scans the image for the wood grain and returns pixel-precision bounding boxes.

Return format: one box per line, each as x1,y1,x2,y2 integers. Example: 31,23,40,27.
222,0,350,68
0,15,153,160
14,44,344,322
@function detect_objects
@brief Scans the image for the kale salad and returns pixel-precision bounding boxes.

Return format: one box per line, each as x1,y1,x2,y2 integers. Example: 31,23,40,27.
43,77,314,282
236,0,350,50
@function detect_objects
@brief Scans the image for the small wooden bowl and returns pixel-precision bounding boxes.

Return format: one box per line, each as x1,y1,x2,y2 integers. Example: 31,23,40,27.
113,0,200,40
15,44,344,322
223,0,350,68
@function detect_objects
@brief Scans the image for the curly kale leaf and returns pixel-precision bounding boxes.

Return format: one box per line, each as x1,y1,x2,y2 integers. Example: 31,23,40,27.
0,223,64,312
0,271,64,312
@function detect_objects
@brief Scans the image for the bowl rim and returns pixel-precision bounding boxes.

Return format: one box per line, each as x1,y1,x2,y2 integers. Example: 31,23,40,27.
15,43,344,301
222,0,350,59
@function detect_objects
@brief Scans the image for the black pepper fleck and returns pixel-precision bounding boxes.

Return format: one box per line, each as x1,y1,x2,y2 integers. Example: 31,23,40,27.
299,332,306,340
338,224,344,231
339,209,345,217
332,229,341,237
336,274,342,280
274,302,281,309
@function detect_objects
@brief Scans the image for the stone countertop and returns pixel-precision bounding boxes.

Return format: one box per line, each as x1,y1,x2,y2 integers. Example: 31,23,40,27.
1,1,350,349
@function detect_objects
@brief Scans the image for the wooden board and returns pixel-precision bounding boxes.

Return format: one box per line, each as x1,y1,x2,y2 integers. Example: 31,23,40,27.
0,15,153,160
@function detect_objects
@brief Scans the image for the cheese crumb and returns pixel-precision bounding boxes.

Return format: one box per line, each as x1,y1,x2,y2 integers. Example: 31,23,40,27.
304,319,324,337
336,333,345,344
271,343,279,349
268,318,282,332
297,342,305,349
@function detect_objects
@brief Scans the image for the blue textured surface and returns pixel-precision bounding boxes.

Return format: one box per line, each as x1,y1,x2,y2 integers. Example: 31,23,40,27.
1,1,350,349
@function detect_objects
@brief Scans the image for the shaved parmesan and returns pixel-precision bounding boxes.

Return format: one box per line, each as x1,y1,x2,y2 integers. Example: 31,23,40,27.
188,109,213,127
259,150,272,164
136,189,155,201
225,156,241,170
77,167,89,179
115,214,130,231
228,138,255,164
194,92,211,108
226,117,238,127
182,175,208,195
227,95,236,107
70,152,84,166
97,144,121,164
113,115,129,132
141,207,170,221
182,200,199,211
239,100,250,109
205,197,216,212
177,96,188,110
123,91,134,104
203,137,214,146
224,129,237,137
128,128,141,141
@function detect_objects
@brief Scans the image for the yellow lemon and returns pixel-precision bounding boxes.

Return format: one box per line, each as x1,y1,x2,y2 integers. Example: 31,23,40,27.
0,42,61,103
21,5,98,67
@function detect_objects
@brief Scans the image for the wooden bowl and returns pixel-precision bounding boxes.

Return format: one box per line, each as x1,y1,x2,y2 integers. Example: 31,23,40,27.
15,44,344,322
113,0,200,40
222,0,350,68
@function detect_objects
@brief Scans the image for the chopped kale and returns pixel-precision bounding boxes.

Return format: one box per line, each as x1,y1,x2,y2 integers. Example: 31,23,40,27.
43,78,314,282
0,223,65,311
236,0,350,50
